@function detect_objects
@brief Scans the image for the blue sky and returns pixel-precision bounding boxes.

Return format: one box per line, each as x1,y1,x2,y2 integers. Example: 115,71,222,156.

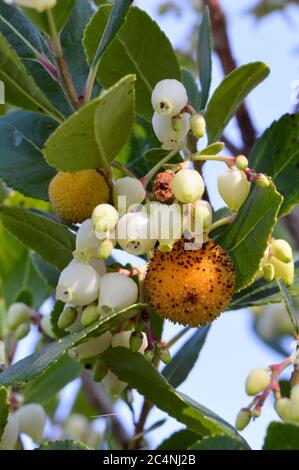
131,0,299,450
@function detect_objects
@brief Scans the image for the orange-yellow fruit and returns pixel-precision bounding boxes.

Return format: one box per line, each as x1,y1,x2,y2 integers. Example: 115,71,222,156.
49,170,110,224
144,239,236,327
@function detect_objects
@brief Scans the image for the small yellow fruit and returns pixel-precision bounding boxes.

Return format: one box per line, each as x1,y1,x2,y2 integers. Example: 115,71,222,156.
49,170,110,224
144,239,236,327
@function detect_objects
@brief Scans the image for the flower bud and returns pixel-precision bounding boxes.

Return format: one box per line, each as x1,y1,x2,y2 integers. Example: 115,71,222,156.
73,219,99,263
236,155,248,171
129,331,145,352
290,384,299,422
113,177,145,211
58,306,77,330
194,200,213,231
98,273,138,315
245,367,271,396
0,414,19,450
14,404,46,442
159,347,171,365
97,238,114,260
93,359,109,382
92,204,119,238
172,115,183,132
15,322,30,340
262,263,275,282
151,79,188,117
7,302,31,331
190,114,206,138
112,330,148,354
171,169,205,204
40,314,56,339
235,408,251,431
269,256,294,286
275,397,291,422
271,239,293,264
81,305,100,327
149,202,183,245
217,169,251,212
56,262,100,306
102,370,127,397
152,112,190,150
256,173,270,188
70,332,112,361
116,212,156,255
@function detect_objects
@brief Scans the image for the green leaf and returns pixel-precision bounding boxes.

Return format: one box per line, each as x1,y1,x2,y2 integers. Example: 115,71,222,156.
144,148,181,164
197,7,212,110
0,111,57,201
230,260,299,309
189,435,245,450
0,305,141,387
217,183,283,291
206,62,270,143
0,205,75,270
162,326,210,388
103,347,248,445
21,0,76,34
277,278,299,334
44,74,135,171
24,355,81,405
158,429,199,450
0,32,63,121
38,440,91,450
84,6,181,121
198,142,225,155
32,253,60,289
0,224,51,308
0,386,9,441
263,422,299,450
181,67,201,111
89,0,132,67
249,113,299,216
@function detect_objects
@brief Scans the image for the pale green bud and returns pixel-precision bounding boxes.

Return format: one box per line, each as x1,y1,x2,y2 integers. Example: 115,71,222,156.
290,384,299,422
190,114,206,138
256,173,270,188
275,398,291,422
218,169,251,212
172,169,205,204
112,331,148,354
58,306,77,330
93,359,109,382
73,219,99,263
235,408,251,431
92,204,119,237
81,305,100,327
236,155,248,171
269,255,294,286
159,348,171,365
194,200,212,231
171,115,183,132
0,415,19,450
263,263,275,282
7,302,31,331
245,367,271,396
40,314,56,339
129,331,145,352
271,239,293,264
15,322,30,340
113,177,145,210
97,238,114,260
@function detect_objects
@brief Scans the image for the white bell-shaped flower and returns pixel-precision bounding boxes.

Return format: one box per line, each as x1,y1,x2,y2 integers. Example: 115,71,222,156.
113,177,146,211
0,415,19,450
152,112,190,150
98,273,138,315
116,212,156,255
70,332,112,360
7,302,31,331
92,204,119,240
73,219,99,263
56,262,100,306
14,404,46,442
217,169,251,212
172,169,205,204
151,79,188,116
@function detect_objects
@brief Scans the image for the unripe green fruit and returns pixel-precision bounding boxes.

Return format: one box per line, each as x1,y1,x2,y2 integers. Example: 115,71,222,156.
190,114,206,138
81,305,100,327
171,169,205,204
245,367,271,396
92,204,119,238
269,255,294,286
263,263,275,282
58,306,77,330
0,415,19,450
15,322,30,340
275,398,291,422
271,239,293,264
129,331,145,353
113,177,146,211
218,169,251,212
236,155,248,171
14,404,46,442
93,359,109,382
290,384,299,422
7,302,31,331
235,409,251,431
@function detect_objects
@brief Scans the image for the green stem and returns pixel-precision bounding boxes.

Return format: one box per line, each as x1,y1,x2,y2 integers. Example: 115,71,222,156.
46,10,80,110
111,160,136,178
82,63,99,104
192,153,235,166
165,327,190,349
209,215,236,233
142,147,180,187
